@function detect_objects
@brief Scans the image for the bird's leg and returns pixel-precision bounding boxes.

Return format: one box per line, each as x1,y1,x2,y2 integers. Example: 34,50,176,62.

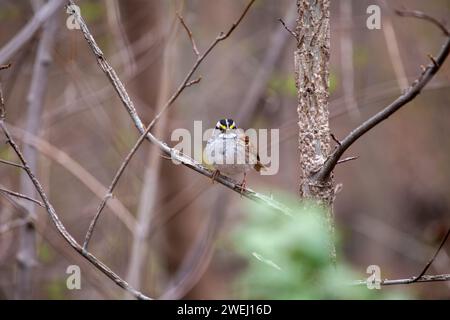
211,169,220,184
238,172,247,196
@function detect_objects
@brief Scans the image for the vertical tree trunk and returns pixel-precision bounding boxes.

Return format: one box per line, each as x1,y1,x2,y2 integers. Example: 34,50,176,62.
16,8,58,299
295,0,336,262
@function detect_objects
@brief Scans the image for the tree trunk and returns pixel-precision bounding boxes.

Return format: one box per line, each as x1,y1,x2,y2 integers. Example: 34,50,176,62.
295,0,336,262
16,7,58,299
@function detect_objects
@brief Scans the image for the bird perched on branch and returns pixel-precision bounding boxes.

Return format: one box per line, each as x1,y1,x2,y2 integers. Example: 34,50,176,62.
204,118,265,193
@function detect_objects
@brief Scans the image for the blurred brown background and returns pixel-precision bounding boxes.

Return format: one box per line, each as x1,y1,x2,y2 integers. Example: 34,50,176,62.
0,0,449,299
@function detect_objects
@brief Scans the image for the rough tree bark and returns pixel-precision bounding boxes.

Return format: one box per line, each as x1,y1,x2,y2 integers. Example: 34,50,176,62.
295,0,336,261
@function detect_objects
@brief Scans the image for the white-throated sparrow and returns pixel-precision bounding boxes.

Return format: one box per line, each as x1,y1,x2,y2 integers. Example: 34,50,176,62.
204,118,264,192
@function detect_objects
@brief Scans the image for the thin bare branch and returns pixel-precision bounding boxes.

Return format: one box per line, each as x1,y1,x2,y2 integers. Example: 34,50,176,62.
410,227,450,283
0,218,28,236
278,18,298,39
0,187,44,208
0,159,24,169
0,63,11,71
177,12,200,57
186,77,202,87
316,12,450,182
0,119,151,300
66,0,291,216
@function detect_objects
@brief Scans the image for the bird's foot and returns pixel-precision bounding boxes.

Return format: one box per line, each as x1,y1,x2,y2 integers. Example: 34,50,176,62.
211,169,220,184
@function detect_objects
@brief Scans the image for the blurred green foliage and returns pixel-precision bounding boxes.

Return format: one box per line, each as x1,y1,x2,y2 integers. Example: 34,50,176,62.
38,242,54,264
269,71,337,97
232,192,411,299
268,73,297,97
79,1,104,23
45,279,66,300
0,5,20,22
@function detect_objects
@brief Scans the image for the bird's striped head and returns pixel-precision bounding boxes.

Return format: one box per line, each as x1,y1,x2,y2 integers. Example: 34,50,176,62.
215,118,237,132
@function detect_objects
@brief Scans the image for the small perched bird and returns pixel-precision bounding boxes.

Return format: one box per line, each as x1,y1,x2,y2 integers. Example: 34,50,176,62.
204,118,265,192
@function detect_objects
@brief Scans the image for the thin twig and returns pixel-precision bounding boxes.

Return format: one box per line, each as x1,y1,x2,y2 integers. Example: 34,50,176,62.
186,77,202,87
66,0,292,217
336,156,358,165
410,227,450,283
352,273,450,286
395,9,450,36
0,187,45,208
330,133,341,146
0,118,151,300
316,12,450,182
176,12,200,57
0,0,65,65
278,18,298,39
0,159,25,169
0,218,28,235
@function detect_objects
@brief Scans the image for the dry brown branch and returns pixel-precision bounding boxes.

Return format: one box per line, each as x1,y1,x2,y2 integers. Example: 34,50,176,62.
0,62,150,299
278,18,298,40
410,227,450,283
395,9,450,36
7,124,136,233
177,12,200,57
0,218,28,236
0,159,25,169
0,186,44,208
66,0,291,217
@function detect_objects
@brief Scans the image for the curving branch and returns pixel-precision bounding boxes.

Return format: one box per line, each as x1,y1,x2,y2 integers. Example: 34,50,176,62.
0,118,152,300
353,226,450,287
353,274,450,286
0,65,152,300
315,10,450,182
66,0,292,217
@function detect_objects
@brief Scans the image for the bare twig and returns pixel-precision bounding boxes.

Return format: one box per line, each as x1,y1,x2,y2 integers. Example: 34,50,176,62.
177,12,200,57
316,12,450,182
0,119,151,300
381,0,409,91
336,156,358,165
0,0,65,65
186,77,202,87
353,273,450,286
161,192,226,299
16,6,58,298
410,227,450,283
7,123,136,233
0,187,44,208
0,159,25,169
66,0,292,216
395,9,450,36
278,18,298,39
81,120,150,251
330,133,341,146
238,1,297,127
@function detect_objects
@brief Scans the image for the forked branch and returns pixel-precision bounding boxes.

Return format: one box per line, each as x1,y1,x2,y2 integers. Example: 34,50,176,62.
316,10,450,181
